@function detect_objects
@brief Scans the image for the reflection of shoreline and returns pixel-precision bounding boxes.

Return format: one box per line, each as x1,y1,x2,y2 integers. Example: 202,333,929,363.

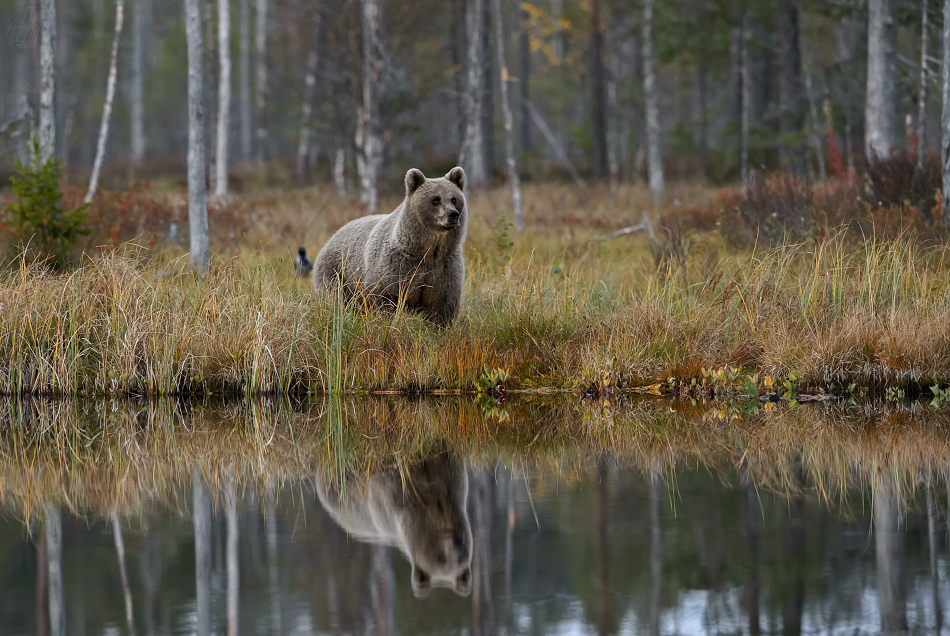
0,395,947,517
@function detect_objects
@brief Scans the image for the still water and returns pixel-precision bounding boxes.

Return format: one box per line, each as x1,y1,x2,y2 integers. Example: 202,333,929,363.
1,397,948,635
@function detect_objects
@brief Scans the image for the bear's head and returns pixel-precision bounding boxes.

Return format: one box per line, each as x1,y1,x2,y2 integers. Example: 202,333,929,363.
404,167,467,235
400,452,473,599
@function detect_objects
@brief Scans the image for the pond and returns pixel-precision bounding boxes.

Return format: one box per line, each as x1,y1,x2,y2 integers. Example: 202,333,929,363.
0,397,947,635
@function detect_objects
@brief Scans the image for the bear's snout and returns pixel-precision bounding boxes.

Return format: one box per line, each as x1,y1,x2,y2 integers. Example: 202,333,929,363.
447,209,460,224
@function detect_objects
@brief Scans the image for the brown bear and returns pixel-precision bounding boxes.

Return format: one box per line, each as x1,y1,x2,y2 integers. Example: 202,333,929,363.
314,449,473,598
312,167,467,326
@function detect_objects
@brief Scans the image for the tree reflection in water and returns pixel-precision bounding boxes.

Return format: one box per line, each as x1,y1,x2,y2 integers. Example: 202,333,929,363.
2,397,950,634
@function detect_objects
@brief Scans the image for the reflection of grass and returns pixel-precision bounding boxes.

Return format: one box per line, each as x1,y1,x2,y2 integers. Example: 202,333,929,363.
1,396,948,519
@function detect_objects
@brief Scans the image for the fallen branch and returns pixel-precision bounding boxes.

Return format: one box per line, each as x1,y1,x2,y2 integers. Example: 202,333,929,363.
599,211,656,241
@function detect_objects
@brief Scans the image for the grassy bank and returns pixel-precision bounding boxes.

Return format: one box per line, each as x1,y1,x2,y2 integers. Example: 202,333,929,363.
2,183,950,396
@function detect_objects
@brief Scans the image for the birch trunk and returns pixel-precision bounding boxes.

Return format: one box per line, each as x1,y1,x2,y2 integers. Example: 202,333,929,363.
590,0,608,179
361,0,380,211
226,467,239,636
643,0,664,206
239,0,251,160
333,147,346,195
874,471,907,632
519,7,531,154
130,0,147,164
39,0,56,162
193,471,212,636
451,0,466,145
918,0,929,168
45,503,64,636
460,0,487,188
740,16,751,184
111,509,136,636
185,0,210,270
866,0,898,160
85,0,125,204
492,0,523,230
942,0,950,221
204,0,217,192
777,0,804,175
254,0,268,163
296,8,321,185
804,61,826,181
214,0,231,199
480,0,495,178
836,18,856,173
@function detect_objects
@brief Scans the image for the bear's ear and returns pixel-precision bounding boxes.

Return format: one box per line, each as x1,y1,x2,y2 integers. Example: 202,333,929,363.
445,166,465,192
405,168,426,197
411,565,432,599
454,567,472,597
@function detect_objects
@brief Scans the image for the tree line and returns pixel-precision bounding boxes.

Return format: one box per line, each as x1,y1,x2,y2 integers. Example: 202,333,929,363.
2,0,950,264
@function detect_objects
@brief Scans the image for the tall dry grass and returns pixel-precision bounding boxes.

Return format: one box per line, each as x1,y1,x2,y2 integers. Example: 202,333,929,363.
1,183,949,395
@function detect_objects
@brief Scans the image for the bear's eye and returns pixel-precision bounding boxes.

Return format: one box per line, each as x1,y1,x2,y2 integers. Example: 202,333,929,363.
432,197,441,206
451,197,457,206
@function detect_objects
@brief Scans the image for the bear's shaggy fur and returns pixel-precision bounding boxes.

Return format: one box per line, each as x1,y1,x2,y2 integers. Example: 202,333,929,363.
315,449,473,598
312,167,467,326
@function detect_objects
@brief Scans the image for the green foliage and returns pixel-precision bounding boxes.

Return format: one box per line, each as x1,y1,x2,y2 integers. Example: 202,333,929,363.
492,213,514,257
7,137,89,267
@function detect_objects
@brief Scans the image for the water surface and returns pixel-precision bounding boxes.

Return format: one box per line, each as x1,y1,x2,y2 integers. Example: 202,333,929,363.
1,397,947,635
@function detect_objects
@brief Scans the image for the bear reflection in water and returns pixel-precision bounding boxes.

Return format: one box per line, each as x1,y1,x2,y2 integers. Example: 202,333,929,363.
316,449,473,599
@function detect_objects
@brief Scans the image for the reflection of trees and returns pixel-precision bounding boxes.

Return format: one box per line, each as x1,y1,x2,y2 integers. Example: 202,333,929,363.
471,467,496,636
780,461,805,636
739,472,761,636
371,545,395,636
874,470,907,634
193,470,212,636
927,474,942,633
227,467,239,636
35,520,48,636
111,508,136,636
266,478,282,636
45,502,64,636
649,473,662,636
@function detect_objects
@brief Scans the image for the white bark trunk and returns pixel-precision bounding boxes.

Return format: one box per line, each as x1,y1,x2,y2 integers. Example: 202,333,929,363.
214,0,231,199
804,61,826,181
39,0,56,163
111,509,136,636
45,502,65,636
226,467,239,636
866,0,898,160
460,0,487,188
942,0,950,221
919,0,929,168
740,16,751,185
643,0,664,206
874,472,907,633
296,11,320,186
193,471,212,636
254,0,268,163
131,0,147,164
186,0,210,270
334,147,346,195
266,480,281,635
361,0,380,212
492,0,522,230
239,0,251,160
85,0,125,204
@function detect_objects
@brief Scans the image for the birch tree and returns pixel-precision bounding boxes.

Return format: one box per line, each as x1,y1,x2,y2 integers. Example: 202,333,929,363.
942,0,950,220
85,0,125,204
226,467,239,636
111,509,136,636
866,0,898,160
193,471,212,636
874,472,907,632
643,0,664,206
460,0,487,188
255,0,268,162
590,0,608,179
214,0,231,199
918,0,930,169
492,0,522,230
39,0,56,162
361,0,381,211
130,0,148,165
297,7,321,185
519,6,531,154
239,0,251,160
185,0,210,270
777,0,804,174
